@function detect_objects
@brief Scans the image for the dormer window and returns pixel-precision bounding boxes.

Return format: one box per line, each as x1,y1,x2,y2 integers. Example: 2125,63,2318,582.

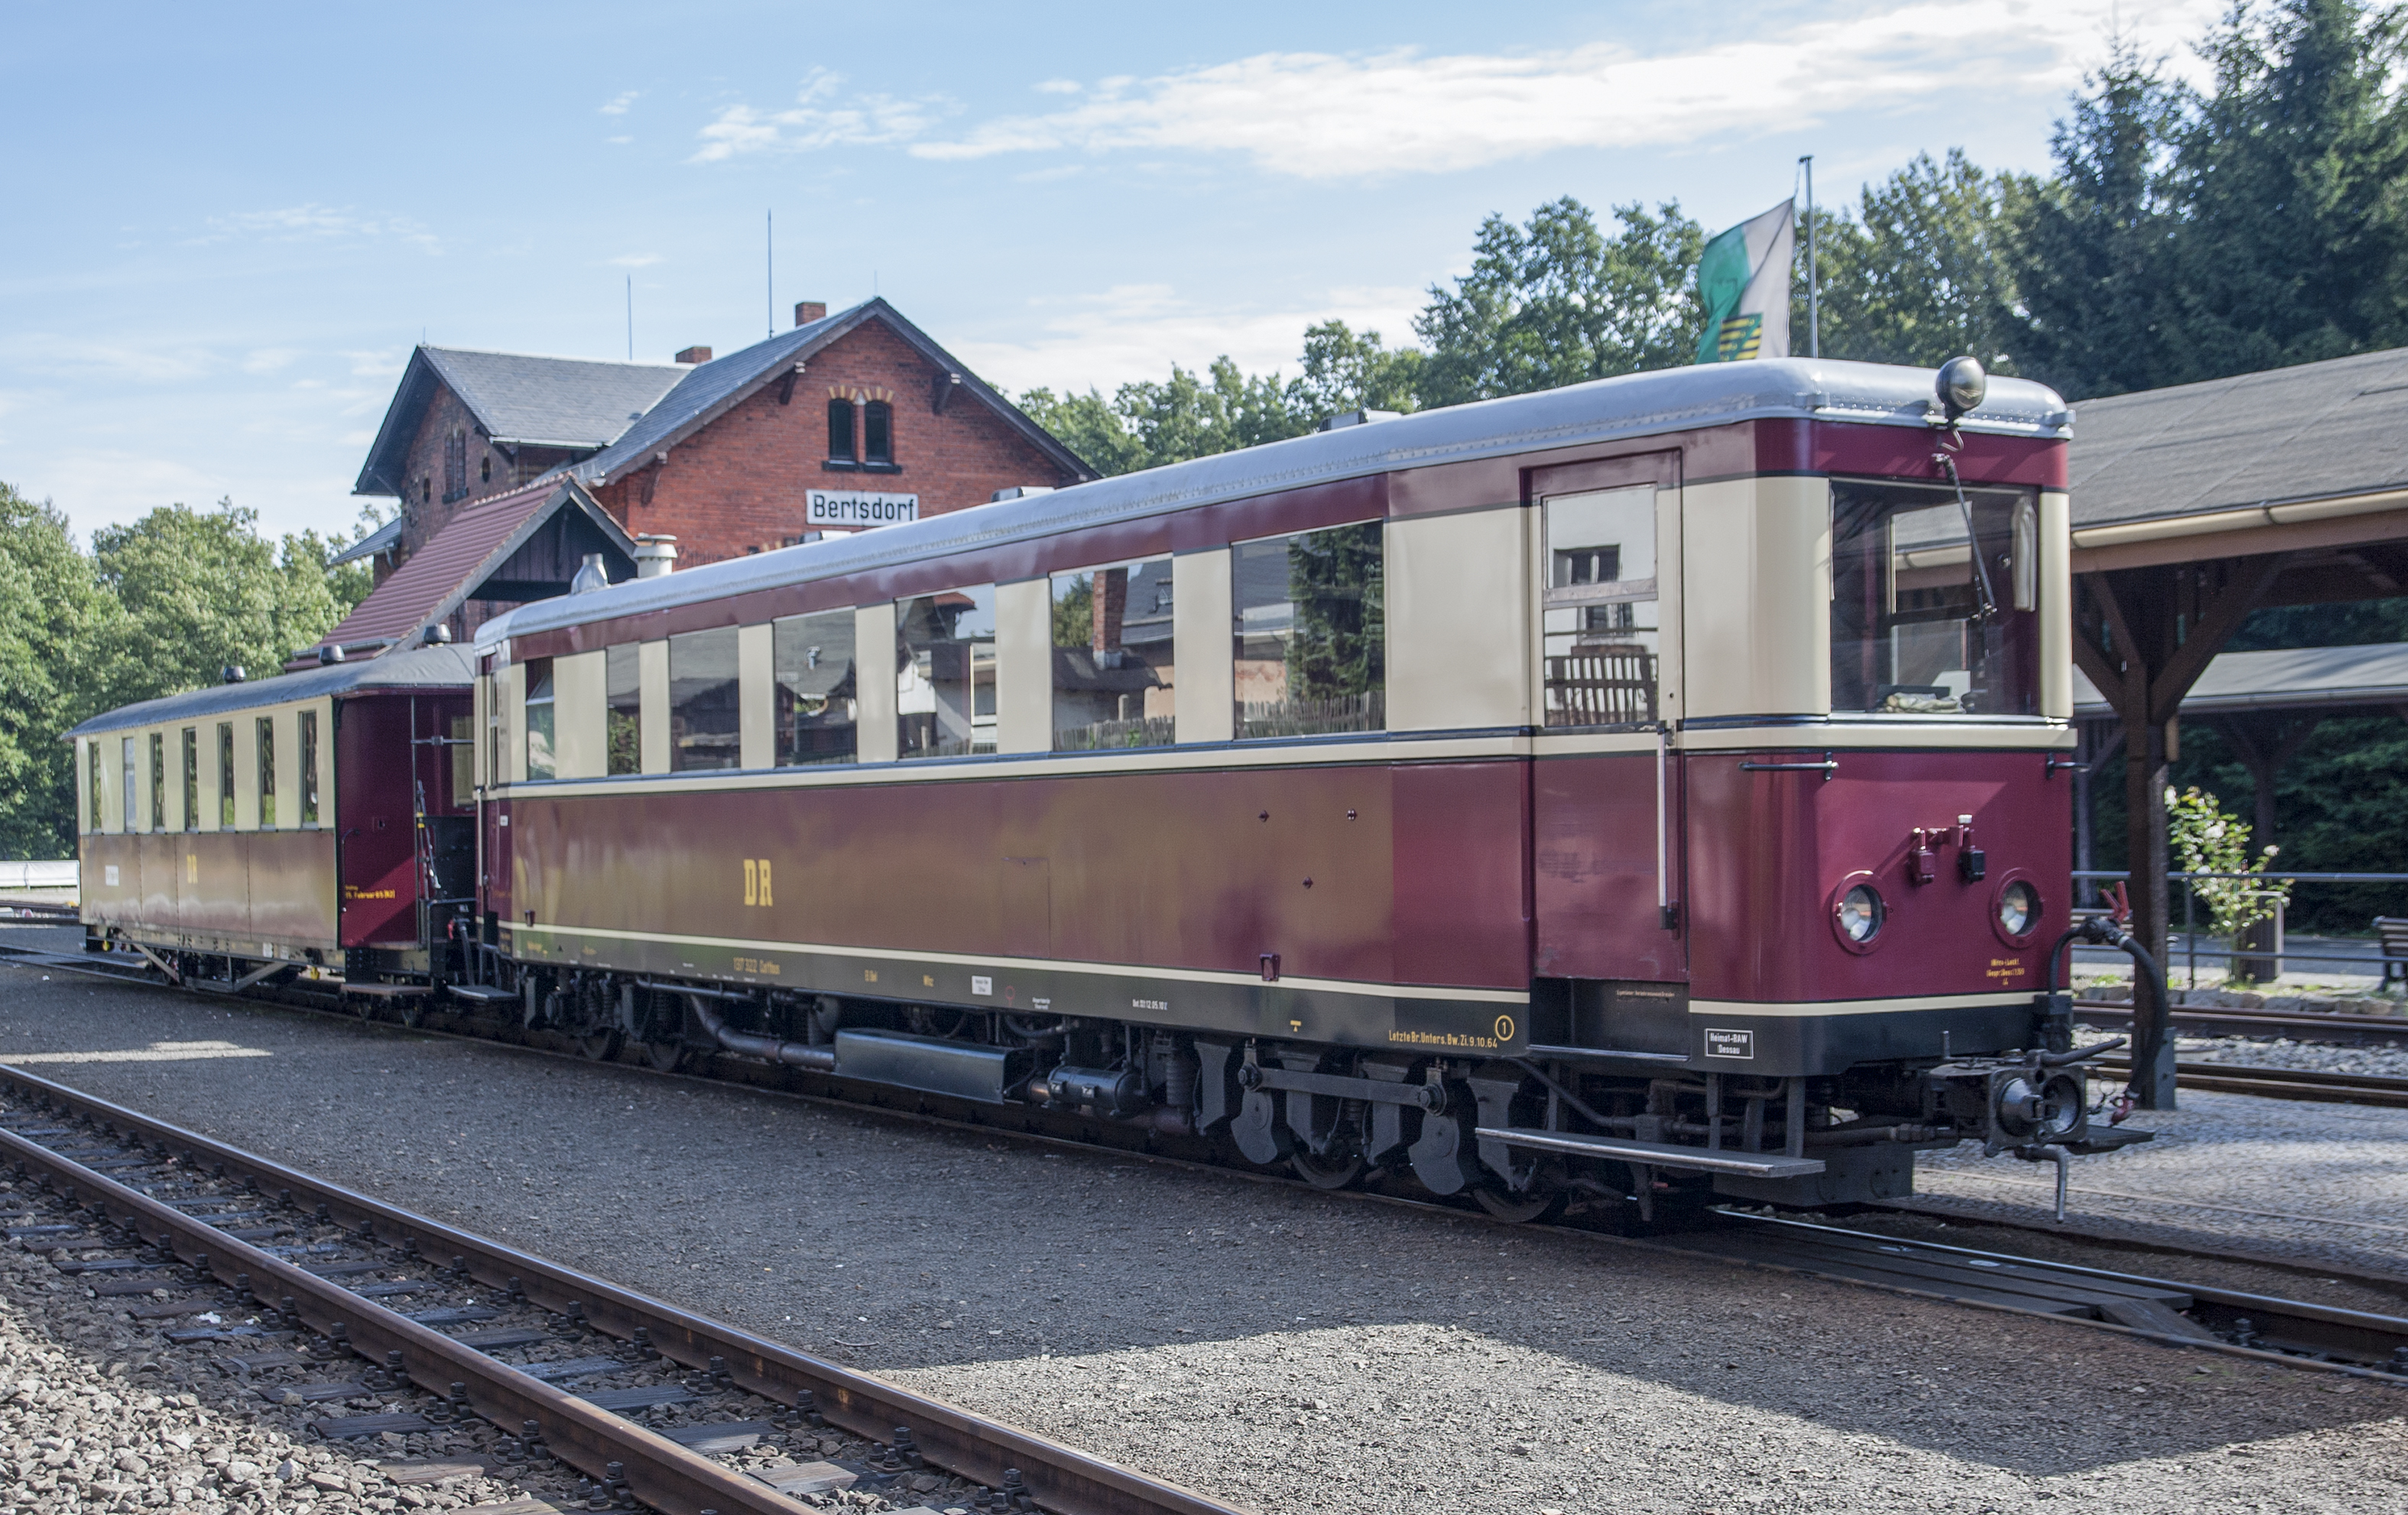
827,399,855,463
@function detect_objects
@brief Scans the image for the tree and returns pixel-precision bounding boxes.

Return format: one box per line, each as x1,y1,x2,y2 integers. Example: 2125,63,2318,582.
0,483,110,858
1815,151,2033,372
1414,198,1705,406
1014,387,1146,479
1288,320,1423,418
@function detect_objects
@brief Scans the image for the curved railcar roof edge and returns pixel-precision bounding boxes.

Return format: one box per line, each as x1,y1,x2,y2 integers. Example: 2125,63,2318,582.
63,645,478,741
478,358,2069,650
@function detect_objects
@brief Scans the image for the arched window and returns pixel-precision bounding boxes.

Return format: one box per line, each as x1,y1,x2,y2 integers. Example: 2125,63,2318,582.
826,399,855,462
862,400,893,466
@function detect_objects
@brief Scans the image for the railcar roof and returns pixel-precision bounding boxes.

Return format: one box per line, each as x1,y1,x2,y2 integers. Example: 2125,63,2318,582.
479,358,2069,650
63,645,476,740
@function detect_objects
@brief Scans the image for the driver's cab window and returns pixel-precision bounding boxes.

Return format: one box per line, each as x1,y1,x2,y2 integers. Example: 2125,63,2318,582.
1541,486,1660,727
1831,478,2040,716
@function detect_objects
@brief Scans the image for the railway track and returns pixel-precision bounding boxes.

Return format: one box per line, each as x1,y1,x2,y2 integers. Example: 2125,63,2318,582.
2074,998,2408,1049
6,939,2408,1390
0,1062,1240,1515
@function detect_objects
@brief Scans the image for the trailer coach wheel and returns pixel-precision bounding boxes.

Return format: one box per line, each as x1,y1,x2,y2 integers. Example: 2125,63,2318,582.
395,998,424,1030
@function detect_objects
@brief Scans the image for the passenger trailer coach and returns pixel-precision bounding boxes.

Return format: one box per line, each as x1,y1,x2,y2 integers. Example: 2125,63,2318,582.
73,356,2147,1223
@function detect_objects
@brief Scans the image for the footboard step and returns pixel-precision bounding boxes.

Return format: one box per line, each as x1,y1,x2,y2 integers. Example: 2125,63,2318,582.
1474,1127,1826,1179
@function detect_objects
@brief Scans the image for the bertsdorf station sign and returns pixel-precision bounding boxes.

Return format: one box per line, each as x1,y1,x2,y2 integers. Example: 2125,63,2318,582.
806,489,919,528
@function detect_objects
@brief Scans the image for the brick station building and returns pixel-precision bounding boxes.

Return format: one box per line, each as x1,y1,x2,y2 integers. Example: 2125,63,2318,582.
350,297,1093,579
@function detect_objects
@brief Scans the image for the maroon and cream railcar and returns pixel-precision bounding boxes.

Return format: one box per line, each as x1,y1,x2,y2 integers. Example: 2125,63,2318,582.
459,356,2134,1219
69,647,476,987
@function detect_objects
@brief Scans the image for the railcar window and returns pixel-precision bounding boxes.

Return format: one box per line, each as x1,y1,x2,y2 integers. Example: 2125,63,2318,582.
299,711,320,826
667,628,743,770
255,717,277,826
148,732,165,831
896,586,997,758
86,743,101,832
772,609,858,765
1052,556,1174,751
1232,522,1384,739
1542,487,1661,728
217,723,235,828
863,401,893,466
180,728,197,832
1831,478,2040,716
605,645,641,776
523,659,557,780
118,738,135,832
826,400,855,463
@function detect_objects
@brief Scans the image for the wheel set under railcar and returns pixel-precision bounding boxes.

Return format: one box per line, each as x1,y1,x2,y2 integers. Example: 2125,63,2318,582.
72,356,2152,1224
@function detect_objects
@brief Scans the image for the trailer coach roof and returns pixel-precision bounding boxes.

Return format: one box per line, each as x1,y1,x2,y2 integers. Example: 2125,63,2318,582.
63,645,476,741
480,358,2069,648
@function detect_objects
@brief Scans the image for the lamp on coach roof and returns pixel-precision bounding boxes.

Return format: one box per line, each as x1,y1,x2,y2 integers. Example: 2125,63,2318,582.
633,535,677,579
1936,355,1987,423
316,644,346,666
421,624,453,647
570,553,611,595
221,665,246,684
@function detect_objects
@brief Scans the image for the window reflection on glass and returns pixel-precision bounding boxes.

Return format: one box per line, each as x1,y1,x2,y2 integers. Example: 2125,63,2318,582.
1232,522,1384,739
1052,556,1174,751
181,728,198,832
299,712,320,826
668,628,742,770
1542,487,1660,728
255,717,277,826
218,723,234,828
605,644,641,776
148,732,165,830
1831,479,2040,716
774,608,858,765
897,586,996,758
87,742,102,833
122,737,137,833
523,658,557,780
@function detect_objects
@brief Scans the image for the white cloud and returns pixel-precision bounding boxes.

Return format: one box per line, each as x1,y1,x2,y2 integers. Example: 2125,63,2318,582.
699,1,2222,180
242,348,301,375
600,89,641,115
691,68,950,162
200,204,441,252
952,282,1426,397
607,252,664,268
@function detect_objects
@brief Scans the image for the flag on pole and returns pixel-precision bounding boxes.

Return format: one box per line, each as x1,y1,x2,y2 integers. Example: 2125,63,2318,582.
1693,200,1796,363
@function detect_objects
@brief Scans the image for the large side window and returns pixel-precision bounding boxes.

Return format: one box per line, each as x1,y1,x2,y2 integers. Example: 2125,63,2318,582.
1052,556,1175,750
255,716,277,826
180,728,198,832
605,645,641,776
897,586,996,758
148,732,165,830
774,609,858,765
121,737,137,832
1541,487,1660,727
524,659,557,780
1831,479,2039,716
217,723,235,827
300,710,321,825
1232,521,1384,739
668,627,742,770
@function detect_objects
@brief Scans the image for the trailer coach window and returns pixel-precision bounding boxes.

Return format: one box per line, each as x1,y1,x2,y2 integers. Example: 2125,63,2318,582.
1052,556,1173,751
217,723,235,827
87,742,101,832
1831,479,2039,716
1542,487,1661,727
120,738,135,832
299,710,320,826
773,609,858,765
255,716,277,826
181,728,197,832
524,659,557,781
148,732,165,830
1232,522,1384,739
605,644,641,776
897,586,996,758
668,628,742,770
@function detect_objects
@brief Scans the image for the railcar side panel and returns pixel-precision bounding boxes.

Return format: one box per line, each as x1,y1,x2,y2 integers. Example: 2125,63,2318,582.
1391,761,1531,988
1532,751,1686,983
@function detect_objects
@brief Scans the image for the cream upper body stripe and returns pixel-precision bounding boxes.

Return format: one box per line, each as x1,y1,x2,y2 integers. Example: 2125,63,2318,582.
523,922,1530,1004
1688,992,2039,1017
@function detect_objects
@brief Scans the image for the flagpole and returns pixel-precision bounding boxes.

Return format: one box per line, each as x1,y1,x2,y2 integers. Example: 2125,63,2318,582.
1800,154,1818,359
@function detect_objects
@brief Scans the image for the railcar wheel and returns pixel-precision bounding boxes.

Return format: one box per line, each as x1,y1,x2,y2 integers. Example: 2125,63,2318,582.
1472,1182,1565,1224
395,998,425,1030
639,1040,686,1072
576,1027,625,1062
1290,1149,1365,1190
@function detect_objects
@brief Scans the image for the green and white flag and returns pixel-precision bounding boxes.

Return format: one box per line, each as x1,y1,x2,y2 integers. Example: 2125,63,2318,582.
1693,200,1795,363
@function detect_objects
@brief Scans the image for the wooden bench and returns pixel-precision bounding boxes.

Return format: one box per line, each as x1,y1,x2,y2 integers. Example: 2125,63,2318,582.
2377,916,2408,988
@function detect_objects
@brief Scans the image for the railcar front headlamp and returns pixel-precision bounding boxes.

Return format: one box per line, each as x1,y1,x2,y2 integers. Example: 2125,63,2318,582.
1997,880,2039,939
1836,884,1884,944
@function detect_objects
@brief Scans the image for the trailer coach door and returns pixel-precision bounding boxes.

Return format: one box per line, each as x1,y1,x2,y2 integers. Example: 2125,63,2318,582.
1530,452,1687,991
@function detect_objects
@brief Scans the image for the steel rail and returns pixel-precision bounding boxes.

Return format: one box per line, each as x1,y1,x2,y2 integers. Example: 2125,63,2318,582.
2073,997,2408,1049
2088,1056,2408,1108
0,1064,1241,1515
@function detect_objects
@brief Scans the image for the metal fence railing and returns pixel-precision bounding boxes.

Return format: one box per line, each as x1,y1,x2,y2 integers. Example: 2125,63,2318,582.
2071,868,2408,987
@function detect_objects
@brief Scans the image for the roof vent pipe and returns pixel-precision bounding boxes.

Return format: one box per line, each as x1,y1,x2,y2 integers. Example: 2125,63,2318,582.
1318,408,1401,431
634,535,678,579
570,553,610,595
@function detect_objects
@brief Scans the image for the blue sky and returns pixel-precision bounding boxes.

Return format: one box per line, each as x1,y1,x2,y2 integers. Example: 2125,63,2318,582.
2,0,2222,542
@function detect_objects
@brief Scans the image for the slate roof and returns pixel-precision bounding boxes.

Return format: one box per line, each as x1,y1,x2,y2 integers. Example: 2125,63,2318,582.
355,347,688,496
482,357,2070,648
2073,641,2408,715
2067,347,2408,528
307,480,634,660
561,298,1096,489
66,646,477,741
326,514,403,568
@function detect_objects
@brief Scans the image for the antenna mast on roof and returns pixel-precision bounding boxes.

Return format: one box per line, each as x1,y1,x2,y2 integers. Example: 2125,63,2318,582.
766,209,774,339
625,276,633,362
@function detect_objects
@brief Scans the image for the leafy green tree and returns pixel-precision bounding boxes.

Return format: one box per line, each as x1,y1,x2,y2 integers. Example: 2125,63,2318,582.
1814,151,2033,372
1414,198,1705,405
1014,387,1146,478
0,483,112,858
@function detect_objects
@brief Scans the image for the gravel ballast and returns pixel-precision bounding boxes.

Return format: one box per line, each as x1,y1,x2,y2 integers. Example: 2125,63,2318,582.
2,940,2405,1513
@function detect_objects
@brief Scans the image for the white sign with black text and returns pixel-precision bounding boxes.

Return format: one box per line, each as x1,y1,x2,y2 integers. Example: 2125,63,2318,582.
806,489,919,529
